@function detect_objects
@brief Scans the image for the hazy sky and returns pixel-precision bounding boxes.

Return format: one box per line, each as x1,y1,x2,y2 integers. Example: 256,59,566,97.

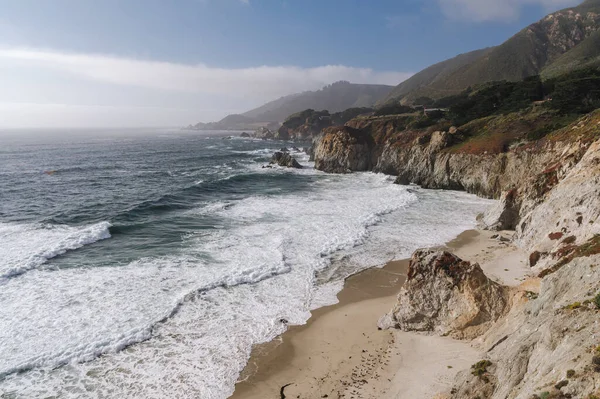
0,0,580,128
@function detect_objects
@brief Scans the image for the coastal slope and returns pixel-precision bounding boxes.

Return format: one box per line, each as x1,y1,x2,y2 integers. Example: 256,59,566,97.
382,0,600,104
312,96,600,399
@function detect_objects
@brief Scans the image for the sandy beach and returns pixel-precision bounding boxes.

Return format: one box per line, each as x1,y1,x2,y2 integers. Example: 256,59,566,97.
231,229,528,399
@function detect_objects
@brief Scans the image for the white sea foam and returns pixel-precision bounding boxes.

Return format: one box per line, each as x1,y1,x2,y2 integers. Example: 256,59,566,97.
0,169,494,399
0,221,112,278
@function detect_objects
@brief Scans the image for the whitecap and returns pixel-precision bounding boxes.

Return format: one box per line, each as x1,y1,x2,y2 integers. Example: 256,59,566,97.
0,221,112,279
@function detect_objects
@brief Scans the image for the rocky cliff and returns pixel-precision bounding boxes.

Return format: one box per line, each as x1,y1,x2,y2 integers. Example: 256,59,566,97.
313,126,375,173
315,110,600,199
382,133,600,398
314,104,600,398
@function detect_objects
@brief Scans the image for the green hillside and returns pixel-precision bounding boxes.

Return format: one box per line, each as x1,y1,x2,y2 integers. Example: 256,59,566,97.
243,81,393,122
384,0,600,104
542,30,600,78
379,48,492,105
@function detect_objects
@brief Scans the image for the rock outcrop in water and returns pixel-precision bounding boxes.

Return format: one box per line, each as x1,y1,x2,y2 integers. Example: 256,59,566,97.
269,152,303,169
378,250,509,340
253,127,274,140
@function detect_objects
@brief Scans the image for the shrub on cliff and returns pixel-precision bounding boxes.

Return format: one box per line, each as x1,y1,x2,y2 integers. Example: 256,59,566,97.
331,107,373,125
374,103,417,117
471,360,493,378
547,68,600,114
282,109,330,130
443,76,544,125
594,292,600,309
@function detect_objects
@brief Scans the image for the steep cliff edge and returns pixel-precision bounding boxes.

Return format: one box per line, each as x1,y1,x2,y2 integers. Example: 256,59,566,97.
315,110,600,214
375,126,600,397
313,126,375,173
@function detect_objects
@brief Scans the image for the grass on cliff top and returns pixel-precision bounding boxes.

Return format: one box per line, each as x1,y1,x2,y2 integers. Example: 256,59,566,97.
445,108,571,155
445,108,599,155
545,109,600,144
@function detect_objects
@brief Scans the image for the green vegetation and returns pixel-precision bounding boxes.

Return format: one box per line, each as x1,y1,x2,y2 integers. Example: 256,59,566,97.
526,291,539,300
548,68,600,114
331,107,373,125
565,302,582,310
380,49,490,105
423,68,600,128
373,103,416,117
471,360,492,378
566,369,576,378
383,0,600,105
542,30,600,79
244,81,392,123
282,109,329,130
592,355,600,370
595,293,600,309
280,107,375,135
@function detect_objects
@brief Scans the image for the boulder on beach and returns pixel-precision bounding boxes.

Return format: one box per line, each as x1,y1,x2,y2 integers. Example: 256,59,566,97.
379,250,509,339
269,152,303,169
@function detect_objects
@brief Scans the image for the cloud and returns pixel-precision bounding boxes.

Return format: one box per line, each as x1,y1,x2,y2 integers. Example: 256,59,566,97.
0,48,412,103
437,0,580,22
0,48,412,128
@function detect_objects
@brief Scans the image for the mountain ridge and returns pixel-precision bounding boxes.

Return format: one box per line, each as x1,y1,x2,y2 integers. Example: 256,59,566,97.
382,0,600,105
186,81,393,131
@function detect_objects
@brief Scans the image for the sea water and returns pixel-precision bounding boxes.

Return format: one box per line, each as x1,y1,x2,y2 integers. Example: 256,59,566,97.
0,129,493,398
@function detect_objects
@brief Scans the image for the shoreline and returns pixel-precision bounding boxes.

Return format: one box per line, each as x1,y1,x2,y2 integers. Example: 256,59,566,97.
231,229,492,399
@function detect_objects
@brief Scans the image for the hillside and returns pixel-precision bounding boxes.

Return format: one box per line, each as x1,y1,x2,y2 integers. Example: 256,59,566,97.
384,0,600,104
186,81,393,131
311,70,600,399
242,81,393,122
542,29,600,78
379,48,492,105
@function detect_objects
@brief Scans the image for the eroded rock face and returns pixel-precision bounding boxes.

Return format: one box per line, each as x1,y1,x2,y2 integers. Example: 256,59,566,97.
480,189,520,231
448,254,600,399
379,250,509,339
269,152,303,169
314,126,374,173
516,138,600,272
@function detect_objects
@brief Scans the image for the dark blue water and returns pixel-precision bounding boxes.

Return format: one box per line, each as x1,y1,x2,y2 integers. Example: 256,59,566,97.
1,130,306,269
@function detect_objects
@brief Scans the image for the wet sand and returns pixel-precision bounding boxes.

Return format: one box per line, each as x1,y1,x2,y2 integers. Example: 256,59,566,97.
231,229,522,399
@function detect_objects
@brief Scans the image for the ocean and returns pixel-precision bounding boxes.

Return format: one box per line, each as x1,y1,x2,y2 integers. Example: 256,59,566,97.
0,128,493,398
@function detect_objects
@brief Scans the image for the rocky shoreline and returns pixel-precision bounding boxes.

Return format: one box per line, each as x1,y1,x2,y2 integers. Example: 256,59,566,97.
232,103,600,398
305,110,600,397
